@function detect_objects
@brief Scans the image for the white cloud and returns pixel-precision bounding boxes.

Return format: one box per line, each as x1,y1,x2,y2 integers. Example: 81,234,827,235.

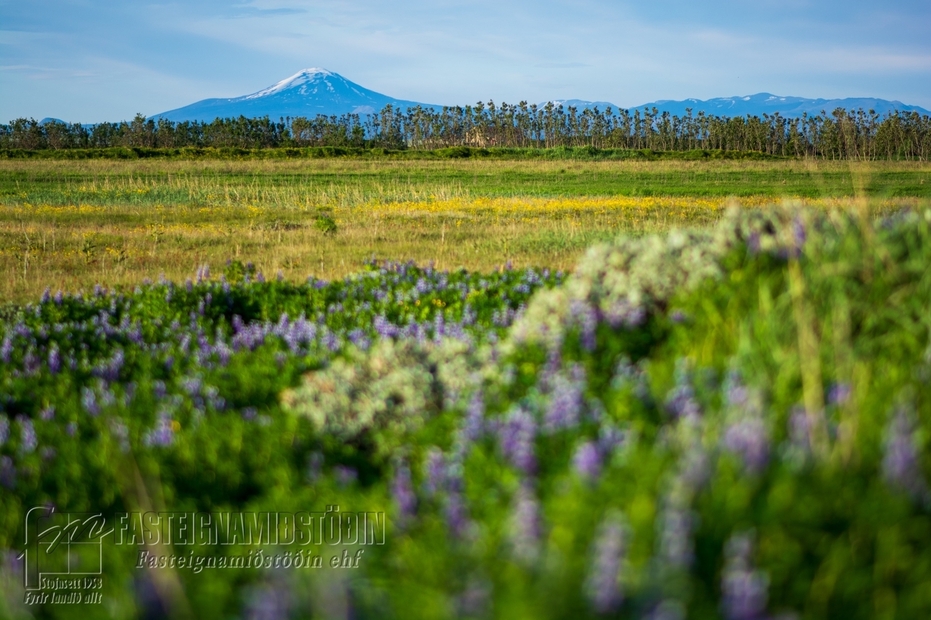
2,0,929,118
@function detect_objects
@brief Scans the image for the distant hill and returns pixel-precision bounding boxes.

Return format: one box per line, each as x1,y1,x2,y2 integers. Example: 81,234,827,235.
627,93,931,119
150,68,930,123
153,68,442,123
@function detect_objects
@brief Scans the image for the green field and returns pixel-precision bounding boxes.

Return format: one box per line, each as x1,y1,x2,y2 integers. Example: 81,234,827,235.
3,158,930,203
1,158,928,304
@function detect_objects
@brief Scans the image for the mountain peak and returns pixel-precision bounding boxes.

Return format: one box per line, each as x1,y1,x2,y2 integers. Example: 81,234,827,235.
244,68,337,100
153,68,441,122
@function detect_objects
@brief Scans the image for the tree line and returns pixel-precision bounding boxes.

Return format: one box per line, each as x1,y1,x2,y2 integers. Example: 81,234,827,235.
2,103,930,160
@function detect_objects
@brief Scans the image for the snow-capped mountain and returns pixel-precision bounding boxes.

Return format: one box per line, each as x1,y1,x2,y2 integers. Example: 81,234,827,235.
153,68,440,122
627,93,930,119
152,68,930,122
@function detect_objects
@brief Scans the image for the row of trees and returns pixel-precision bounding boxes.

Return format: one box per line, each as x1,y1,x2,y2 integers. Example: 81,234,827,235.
2,103,930,160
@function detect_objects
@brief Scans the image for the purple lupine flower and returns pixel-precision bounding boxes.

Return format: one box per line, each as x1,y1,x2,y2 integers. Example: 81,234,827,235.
0,415,8,445
508,483,541,564
456,578,491,618
97,382,117,409
23,350,40,375
462,390,485,443
723,418,770,474
18,417,37,453
665,359,701,420
323,332,340,352
536,348,562,391
658,504,695,569
93,349,125,383
679,443,711,490
244,577,292,620
791,216,806,257
333,465,358,487
598,424,627,456
786,405,814,455
391,461,417,528
66,422,77,437
604,299,646,329
722,371,747,408
721,533,769,620
665,383,700,420
373,315,399,339
81,387,100,416
572,441,603,483
202,384,224,411
585,512,626,614
347,329,371,351
0,456,15,488
47,345,61,374
827,383,852,407
40,406,55,421
609,356,638,390
182,376,203,396
643,600,686,620
422,448,446,497
444,488,470,538
544,365,586,432
109,418,130,453
433,312,446,341
144,411,175,447
570,300,599,352
498,406,537,475
882,406,928,501
306,452,324,483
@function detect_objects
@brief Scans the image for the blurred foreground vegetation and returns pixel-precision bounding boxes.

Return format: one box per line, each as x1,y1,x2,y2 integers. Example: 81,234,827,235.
2,206,931,619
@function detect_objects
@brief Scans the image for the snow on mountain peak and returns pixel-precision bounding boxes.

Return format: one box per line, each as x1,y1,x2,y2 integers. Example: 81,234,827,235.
244,68,336,100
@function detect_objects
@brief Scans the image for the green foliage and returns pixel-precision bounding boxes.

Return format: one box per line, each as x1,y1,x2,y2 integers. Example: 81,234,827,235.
282,339,440,459
5,207,931,618
314,213,338,236
3,105,930,159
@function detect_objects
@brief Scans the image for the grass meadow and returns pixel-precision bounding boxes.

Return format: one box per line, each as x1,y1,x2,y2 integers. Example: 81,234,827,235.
1,158,927,303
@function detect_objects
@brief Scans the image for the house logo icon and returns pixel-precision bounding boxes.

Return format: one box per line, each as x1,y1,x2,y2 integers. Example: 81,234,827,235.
22,506,113,590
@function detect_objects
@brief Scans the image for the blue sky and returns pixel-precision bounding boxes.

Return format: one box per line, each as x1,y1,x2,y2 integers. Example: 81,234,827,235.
1,0,929,122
